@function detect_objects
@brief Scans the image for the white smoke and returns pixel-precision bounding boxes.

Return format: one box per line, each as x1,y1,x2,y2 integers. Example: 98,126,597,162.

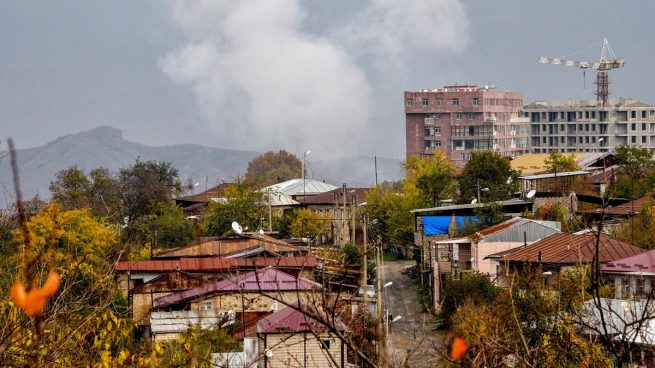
160,0,468,157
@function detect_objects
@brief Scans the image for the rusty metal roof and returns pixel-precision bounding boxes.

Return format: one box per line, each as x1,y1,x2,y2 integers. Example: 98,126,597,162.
601,249,655,274
175,183,234,203
301,187,371,205
469,217,523,242
155,233,306,259
257,303,345,333
493,232,645,264
115,255,318,272
131,270,204,294
153,267,321,307
582,196,653,216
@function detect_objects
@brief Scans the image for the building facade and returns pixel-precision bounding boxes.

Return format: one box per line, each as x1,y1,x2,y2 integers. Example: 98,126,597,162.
404,85,529,167
524,98,655,153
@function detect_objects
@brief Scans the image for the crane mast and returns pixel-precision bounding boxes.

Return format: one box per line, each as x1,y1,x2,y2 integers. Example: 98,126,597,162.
537,38,625,106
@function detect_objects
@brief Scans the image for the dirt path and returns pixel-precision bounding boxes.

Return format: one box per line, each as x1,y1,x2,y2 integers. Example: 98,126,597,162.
381,260,443,367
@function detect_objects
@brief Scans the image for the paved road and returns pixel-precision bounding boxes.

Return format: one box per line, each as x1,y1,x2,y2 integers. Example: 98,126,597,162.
381,260,443,367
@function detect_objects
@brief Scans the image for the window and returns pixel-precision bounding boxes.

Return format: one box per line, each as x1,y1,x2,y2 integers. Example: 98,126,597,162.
435,127,441,134
591,124,596,131
424,140,433,150
643,123,647,131
643,136,647,144
632,123,637,130
453,98,459,106
585,111,589,119
133,279,144,288
542,137,547,143
468,112,475,119
421,98,428,107
456,112,462,120
585,124,589,131
632,136,637,143
406,99,413,107
436,99,443,106
631,111,637,119
435,140,442,147
643,111,647,119
472,98,480,106
424,127,433,136
321,339,331,350
591,111,596,119
200,301,212,311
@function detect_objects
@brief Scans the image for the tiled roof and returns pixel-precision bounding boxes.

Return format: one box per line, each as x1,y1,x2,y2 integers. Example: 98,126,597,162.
153,267,321,307
257,303,345,333
261,179,338,197
602,249,655,274
301,187,371,205
582,196,653,216
493,232,645,264
115,256,318,272
155,233,305,258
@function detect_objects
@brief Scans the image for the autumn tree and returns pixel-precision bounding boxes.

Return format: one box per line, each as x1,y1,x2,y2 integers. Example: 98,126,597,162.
245,150,302,187
124,201,196,249
544,151,579,173
404,152,456,206
201,179,265,236
614,145,655,199
290,208,333,241
50,166,122,219
49,166,90,210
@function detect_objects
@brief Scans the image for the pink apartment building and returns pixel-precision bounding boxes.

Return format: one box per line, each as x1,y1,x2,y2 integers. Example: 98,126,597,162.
404,85,530,167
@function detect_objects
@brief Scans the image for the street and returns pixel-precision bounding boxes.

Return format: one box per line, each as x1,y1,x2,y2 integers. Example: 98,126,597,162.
381,260,443,367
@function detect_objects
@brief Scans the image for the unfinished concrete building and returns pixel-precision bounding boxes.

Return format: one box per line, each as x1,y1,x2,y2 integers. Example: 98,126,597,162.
524,98,655,153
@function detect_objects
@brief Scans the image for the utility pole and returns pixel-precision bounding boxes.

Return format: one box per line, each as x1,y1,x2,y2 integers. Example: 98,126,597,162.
362,213,368,289
376,235,386,366
351,195,357,247
267,189,273,232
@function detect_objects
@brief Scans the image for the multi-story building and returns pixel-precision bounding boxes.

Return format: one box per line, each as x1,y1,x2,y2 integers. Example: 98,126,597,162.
404,85,529,167
524,98,655,153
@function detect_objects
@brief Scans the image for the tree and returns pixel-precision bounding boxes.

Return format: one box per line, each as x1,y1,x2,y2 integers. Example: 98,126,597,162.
87,167,123,220
119,159,180,223
544,151,578,173
290,208,332,241
615,145,655,199
201,179,265,236
245,150,302,187
50,166,122,219
124,202,196,249
457,151,520,204
49,166,91,210
404,153,456,206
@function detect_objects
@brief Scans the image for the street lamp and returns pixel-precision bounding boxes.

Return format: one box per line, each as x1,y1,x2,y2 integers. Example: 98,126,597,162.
302,150,311,203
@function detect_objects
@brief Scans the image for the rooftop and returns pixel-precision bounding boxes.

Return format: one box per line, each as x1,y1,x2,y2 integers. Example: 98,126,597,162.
582,196,653,216
154,267,321,307
261,179,338,197
154,233,306,259
301,187,371,205
488,232,644,264
115,255,318,273
257,303,345,334
602,249,655,274
175,183,234,204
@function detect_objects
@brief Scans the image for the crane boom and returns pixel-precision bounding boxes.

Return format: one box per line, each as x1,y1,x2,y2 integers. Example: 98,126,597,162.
537,38,625,105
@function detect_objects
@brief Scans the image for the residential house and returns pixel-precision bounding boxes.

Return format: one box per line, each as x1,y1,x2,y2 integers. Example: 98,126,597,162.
602,249,655,299
581,196,653,231
175,183,234,216
510,152,614,175
489,232,645,287
429,217,561,308
150,267,323,342
301,187,370,245
261,179,339,203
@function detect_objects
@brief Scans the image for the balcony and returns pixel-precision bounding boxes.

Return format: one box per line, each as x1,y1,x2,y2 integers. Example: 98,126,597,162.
424,118,435,125
484,116,497,123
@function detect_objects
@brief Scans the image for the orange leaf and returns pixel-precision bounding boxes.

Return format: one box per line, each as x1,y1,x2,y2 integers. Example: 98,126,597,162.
42,271,60,297
8,270,60,318
450,336,468,361
10,283,27,307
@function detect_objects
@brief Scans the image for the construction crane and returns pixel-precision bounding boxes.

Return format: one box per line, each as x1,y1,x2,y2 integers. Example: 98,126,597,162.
537,38,625,106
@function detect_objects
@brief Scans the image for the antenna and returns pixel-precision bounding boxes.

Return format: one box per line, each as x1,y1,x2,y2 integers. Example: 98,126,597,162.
526,190,536,199
231,221,243,234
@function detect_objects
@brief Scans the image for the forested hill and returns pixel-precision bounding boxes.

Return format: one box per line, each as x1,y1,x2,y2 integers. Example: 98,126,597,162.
0,126,402,206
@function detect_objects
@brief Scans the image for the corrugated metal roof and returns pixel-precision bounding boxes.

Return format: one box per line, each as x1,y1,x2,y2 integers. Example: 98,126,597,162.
302,187,371,205
261,179,338,197
469,217,523,241
263,192,299,206
154,267,321,307
582,196,653,216
115,256,318,272
155,233,305,259
520,171,590,180
602,249,655,274
469,217,561,243
411,199,531,213
493,232,645,264
257,304,345,333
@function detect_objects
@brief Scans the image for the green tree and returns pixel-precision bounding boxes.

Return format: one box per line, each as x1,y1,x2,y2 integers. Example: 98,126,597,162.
544,151,579,173
49,166,91,210
124,202,196,249
50,166,123,220
614,145,654,199
201,180,265,236
245,150,302,187
87,167,123,220
404,152,456,206
457,151,520,204
119,159,180,223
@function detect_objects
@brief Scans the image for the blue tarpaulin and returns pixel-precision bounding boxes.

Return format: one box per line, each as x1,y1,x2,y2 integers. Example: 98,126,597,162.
422,216,479,235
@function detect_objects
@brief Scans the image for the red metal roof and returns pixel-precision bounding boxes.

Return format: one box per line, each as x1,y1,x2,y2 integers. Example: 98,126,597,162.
115,256,318,272
257,303,345,333
496,232,645,264
601,249,655,273
582,196,653,216
153,267,321,307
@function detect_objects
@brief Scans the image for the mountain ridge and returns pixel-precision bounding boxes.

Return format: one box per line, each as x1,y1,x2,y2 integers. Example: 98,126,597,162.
0,126,402,207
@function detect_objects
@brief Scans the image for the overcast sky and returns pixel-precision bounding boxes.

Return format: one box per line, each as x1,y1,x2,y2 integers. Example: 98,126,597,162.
1,0,654,159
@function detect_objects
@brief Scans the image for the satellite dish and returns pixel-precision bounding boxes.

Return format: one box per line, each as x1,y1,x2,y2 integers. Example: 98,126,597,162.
231,221,243,234
259,229,265,235
265,349,273,358
526,190,536,199
471,198,478,205
506,177,512,185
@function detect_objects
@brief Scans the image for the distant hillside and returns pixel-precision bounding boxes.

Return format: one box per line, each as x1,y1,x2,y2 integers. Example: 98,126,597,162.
0,126,403,207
